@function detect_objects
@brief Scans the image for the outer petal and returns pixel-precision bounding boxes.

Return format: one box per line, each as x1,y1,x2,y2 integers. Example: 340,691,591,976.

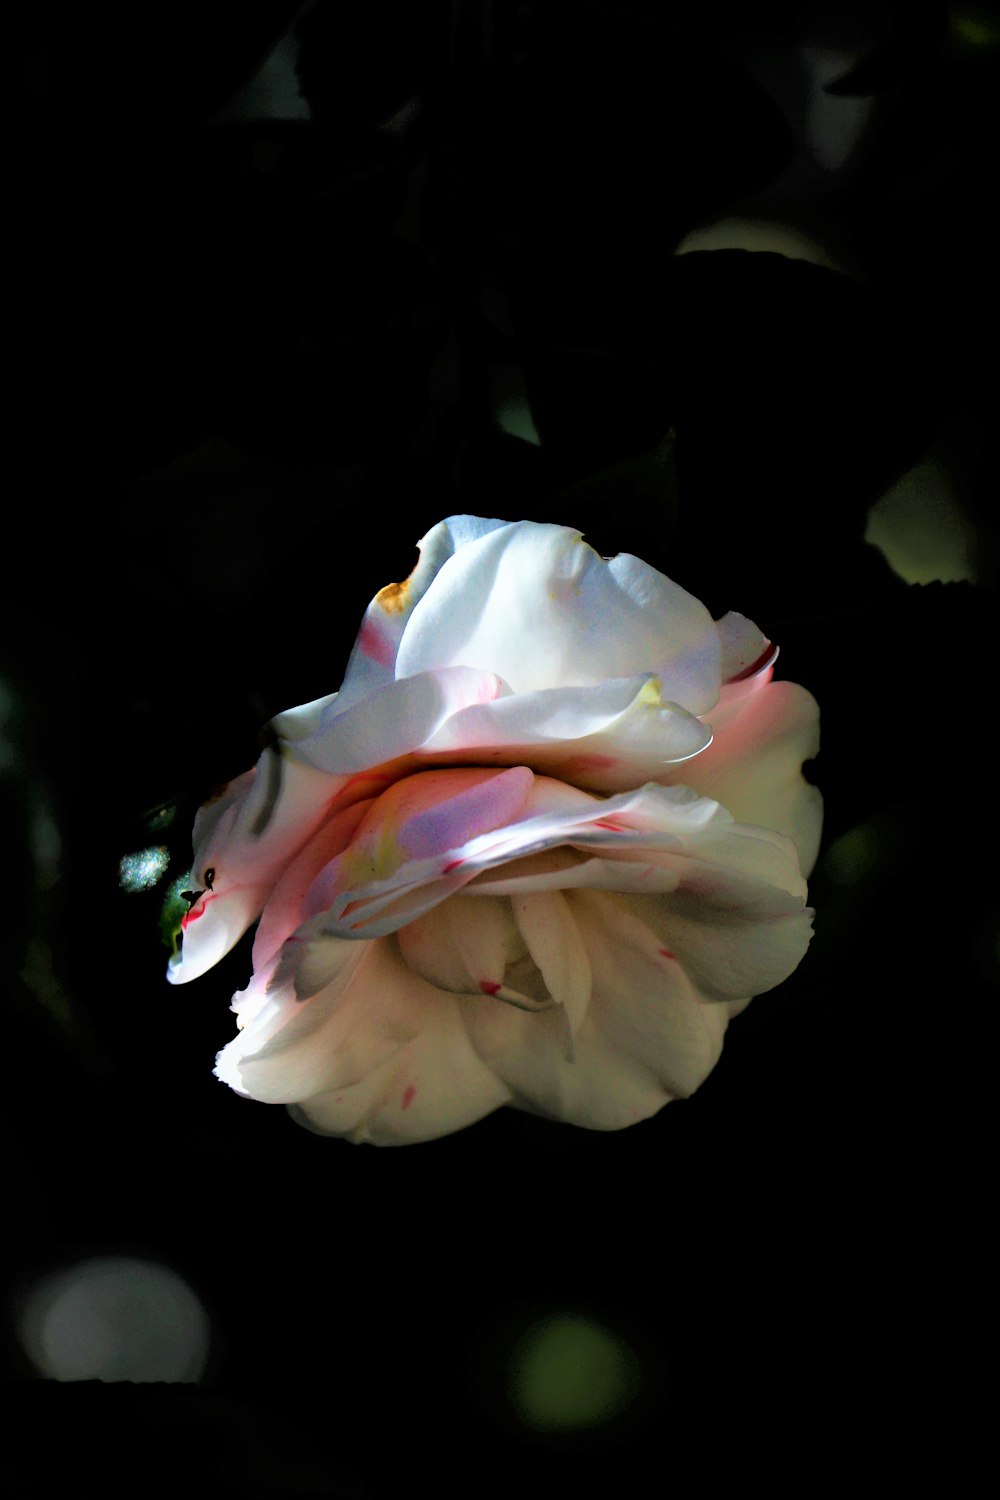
334,516,509,711
168,749,346,984
673,678,822,876
217,936,512,1145
393,520,725,714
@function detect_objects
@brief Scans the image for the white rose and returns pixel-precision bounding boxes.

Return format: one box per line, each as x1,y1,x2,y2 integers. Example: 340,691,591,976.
169,516,821,1144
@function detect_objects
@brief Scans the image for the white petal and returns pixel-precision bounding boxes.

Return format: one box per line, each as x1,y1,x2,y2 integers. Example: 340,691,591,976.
675,679,823,876
510,891,592,1036
291,667,507,776
396,894,524,996
463,890,730,1129
168,749,362,984
334,516,510,712
415,674,712,791
394,521,724,714
220,934,512,1144
716,611,775,682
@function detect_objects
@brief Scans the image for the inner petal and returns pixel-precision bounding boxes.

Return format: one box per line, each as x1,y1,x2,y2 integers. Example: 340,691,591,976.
396,895,526,996
510,891,592,1036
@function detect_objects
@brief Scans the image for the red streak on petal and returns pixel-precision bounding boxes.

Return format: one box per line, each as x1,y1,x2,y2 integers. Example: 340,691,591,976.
358,616,395,667
593,818,626,831
658,948,676,960
725,640,777,683
480,980,501,996
564,753,617,775
402,1084,417,1111
443,858,465,873
181,892,216,929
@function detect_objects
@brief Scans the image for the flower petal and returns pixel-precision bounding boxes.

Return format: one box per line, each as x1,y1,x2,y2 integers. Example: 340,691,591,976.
168,750,344,984
716,611,776,682
396,894,524,997
394,520,724,714
220,935,512,1144
674,679,823,875
290,666,508,776
334,516,510,711
415,674,712,791
462,890,730,1129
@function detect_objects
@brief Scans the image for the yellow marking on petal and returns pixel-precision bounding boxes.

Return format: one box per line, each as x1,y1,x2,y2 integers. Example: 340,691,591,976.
374,577,411,613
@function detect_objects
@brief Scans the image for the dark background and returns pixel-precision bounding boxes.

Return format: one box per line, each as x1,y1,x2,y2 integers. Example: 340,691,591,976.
3,2,996,1493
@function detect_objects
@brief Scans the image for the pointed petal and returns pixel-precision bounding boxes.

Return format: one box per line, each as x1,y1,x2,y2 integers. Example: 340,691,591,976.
168,749,364,984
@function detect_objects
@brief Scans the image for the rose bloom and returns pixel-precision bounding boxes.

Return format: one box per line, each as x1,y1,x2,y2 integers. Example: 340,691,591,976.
169,517,820,1144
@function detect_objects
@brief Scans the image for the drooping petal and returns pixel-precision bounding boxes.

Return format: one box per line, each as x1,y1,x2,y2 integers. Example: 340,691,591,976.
168,748,367,984
393,521,725,714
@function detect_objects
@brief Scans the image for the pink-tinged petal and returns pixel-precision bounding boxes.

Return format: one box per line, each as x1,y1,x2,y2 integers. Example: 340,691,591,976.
250,797,377,974
168,748,365,985
671,679,822,876
220,936,512,1144
291,666,507,776
716,611,776,683
334,516,510,712
414,674,712,791
462,890,730,1129
301,766,535,917
311,780,810,965
393,521,724,714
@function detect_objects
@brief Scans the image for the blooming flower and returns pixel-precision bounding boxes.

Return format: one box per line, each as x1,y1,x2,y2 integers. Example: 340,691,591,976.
169,516,820,1144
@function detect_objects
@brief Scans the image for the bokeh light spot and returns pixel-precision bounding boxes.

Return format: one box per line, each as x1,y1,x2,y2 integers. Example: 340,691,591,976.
508,1311,642,1433
865,457,980,585
950,7,1000,49
822,823,883,886
119,845,170,891
16,1255,212,1383
496,393,542,446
